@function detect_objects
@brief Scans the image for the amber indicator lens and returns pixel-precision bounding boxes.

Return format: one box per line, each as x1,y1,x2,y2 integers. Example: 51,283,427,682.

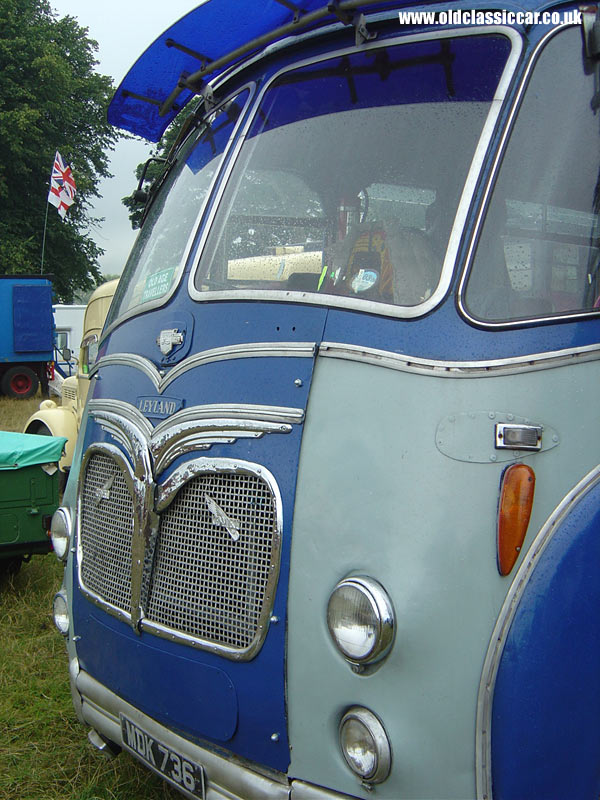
497,464,535,576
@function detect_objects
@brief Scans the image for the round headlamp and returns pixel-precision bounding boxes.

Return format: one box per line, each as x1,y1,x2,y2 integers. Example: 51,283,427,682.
327,576,395,665
50,507,71,562
53,590,69,636
339,706,391,784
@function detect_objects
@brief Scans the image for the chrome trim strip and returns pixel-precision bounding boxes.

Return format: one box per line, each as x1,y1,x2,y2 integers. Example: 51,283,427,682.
475,463,600,799
153,403,305,435
457,23,590,329
89,398,302,473
89,353,162,390
148,457,283,661
88,400,154,466
103,83,256,339
318,340,600,377
89,398,303,444
161,341,315,391
91,342,316,394
152,418,293,475
188,26,522,320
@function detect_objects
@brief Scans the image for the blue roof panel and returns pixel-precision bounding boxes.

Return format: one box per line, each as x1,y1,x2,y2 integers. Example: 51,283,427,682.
107,0,561,142
109,0,332,141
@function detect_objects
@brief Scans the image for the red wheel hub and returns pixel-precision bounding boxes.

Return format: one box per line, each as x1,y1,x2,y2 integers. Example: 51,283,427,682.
10,372,33,396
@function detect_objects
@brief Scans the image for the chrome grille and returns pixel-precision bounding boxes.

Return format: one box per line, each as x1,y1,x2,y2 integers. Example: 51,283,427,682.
79,452,133,611
146,471,278,651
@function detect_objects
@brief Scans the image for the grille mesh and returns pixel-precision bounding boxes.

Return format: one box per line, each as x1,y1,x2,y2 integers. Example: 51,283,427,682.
79,453,133,611
146,471,277,650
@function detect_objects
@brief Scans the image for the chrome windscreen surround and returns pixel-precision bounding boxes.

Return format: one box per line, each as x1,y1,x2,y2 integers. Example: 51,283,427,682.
144,458,283,659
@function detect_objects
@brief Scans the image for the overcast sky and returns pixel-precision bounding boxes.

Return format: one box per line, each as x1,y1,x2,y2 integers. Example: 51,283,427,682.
49,1,198,275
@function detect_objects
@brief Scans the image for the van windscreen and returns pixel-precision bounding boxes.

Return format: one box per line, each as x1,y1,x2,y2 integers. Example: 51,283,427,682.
193,33,511,311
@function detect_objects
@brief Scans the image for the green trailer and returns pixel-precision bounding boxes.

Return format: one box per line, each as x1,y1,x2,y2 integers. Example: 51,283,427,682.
0,431,67,573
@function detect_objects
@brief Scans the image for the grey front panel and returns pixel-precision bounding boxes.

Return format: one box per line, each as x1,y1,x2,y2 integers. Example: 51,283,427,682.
286,352,599,799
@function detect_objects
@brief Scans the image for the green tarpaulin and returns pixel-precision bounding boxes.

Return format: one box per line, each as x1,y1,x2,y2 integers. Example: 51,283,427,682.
0,431,67,470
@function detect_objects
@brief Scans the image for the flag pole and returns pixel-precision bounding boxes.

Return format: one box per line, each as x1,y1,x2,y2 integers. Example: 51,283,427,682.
43,152,76,272
40,194,50,274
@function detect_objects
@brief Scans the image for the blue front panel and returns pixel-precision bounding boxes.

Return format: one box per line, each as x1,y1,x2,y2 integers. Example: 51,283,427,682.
491,481,600,799
72,299,327,772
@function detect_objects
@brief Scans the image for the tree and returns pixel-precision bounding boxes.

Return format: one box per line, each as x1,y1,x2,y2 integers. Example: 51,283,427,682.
73,273,120,305
122,119,184,229
0,0,119,301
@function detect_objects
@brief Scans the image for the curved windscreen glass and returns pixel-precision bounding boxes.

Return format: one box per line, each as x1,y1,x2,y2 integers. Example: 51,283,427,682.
194,34,511,310
465,27,600,323
107,90,249,325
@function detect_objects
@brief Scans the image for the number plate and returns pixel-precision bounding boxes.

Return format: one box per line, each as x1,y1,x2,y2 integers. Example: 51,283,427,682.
120,715,205,798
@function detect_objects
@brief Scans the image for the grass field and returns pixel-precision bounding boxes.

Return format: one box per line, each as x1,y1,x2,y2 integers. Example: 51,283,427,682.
0,396,179,800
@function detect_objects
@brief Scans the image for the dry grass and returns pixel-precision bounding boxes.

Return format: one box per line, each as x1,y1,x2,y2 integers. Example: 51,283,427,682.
0,395,179,800
0,394,43,433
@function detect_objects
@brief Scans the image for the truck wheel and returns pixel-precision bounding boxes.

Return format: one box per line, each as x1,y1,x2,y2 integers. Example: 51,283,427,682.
2,366,39,398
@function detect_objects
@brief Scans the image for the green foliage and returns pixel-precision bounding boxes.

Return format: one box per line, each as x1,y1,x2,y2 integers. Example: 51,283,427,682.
122,114,189,229
0,0,119,302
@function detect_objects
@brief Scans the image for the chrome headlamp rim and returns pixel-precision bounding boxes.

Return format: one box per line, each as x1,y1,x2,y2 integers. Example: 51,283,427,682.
327,575,395,665
339,705,392,784
50,506,72,562
53,589,69,636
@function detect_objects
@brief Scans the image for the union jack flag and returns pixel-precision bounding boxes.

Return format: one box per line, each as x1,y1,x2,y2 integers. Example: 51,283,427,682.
47,151,76,219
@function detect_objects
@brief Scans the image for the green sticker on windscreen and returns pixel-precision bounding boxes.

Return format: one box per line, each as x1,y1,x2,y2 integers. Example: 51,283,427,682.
141,267,175,303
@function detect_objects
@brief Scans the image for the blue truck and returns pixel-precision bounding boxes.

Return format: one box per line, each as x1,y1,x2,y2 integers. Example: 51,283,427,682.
0,275,55,398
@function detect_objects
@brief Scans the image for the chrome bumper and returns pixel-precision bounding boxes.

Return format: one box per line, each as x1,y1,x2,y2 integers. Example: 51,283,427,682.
75,670,358,800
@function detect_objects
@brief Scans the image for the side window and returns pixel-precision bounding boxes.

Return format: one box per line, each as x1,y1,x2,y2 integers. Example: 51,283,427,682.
107,89,250,325
464,27,600,322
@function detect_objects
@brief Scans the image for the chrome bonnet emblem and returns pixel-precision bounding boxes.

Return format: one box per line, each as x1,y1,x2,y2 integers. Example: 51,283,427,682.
94,475,114,506
205,493,241,542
